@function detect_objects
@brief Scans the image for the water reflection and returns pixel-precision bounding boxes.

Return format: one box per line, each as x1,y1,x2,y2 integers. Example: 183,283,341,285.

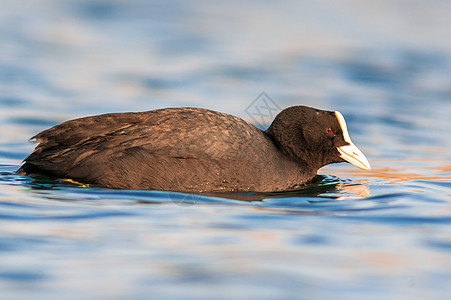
15,172,371,203
327,158,451,185
335,183,370,199
208,180,371,202
0,169,383,219
1,0,451,298
2,154,450,220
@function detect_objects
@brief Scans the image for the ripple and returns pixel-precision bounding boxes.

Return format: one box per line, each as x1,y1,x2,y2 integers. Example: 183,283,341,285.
0,168,398,218
15,174,367,203
0,271,47,282
255,193,406,215
7,117,58,127
0,208,131,221
0,0,451,298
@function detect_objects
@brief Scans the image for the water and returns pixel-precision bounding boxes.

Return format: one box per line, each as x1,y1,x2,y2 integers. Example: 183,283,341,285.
1,0,451,299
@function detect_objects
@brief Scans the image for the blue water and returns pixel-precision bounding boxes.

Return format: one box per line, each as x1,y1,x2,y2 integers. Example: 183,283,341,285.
1,0,451,299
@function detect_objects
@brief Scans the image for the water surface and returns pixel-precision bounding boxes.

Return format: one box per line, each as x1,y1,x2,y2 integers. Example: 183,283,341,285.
1,0,451,299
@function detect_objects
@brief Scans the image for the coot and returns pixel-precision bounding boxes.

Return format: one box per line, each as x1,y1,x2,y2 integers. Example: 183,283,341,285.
18,106,370,192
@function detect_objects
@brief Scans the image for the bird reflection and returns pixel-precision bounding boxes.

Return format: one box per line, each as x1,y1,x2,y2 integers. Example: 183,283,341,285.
204,175,370,202
24,174,370,204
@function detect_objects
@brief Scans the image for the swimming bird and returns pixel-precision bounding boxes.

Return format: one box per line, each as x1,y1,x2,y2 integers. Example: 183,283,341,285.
18,106,370,192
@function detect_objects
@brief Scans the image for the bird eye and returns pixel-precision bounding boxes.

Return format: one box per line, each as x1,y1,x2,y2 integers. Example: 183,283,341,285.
326,128,333,134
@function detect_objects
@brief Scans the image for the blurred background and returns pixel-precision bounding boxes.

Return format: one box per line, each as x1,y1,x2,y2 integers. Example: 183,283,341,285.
1,0,450,122
1,0,450,159
0,0,450,299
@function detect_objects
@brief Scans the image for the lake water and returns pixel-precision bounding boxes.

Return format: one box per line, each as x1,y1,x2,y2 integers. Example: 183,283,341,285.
1,0,451,299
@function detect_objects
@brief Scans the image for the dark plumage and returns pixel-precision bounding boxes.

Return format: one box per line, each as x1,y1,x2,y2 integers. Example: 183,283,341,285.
18,106,370,192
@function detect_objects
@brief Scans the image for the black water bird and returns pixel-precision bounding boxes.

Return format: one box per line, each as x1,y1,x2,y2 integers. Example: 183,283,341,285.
18,106,371,192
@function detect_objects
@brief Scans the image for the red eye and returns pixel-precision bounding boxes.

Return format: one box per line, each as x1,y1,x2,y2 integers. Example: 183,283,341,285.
326,128,333,134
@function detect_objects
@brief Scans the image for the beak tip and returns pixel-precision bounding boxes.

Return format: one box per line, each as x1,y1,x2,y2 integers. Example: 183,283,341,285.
361,157,371,171
337,144,371,171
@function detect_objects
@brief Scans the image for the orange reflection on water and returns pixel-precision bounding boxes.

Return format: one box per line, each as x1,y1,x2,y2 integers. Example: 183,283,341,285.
324,158,451,185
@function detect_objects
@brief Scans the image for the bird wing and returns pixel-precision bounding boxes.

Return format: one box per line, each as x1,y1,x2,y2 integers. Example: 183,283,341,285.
22,108,271,180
